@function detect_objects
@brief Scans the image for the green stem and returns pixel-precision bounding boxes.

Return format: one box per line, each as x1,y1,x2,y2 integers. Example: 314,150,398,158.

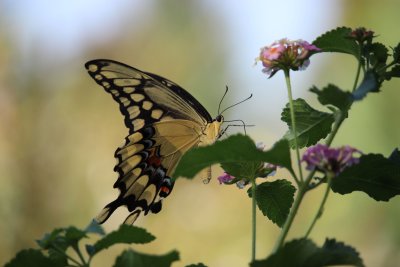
325,111,344,146
72,244,88,266
352,59,362,92
272,59,361,253
52,245,83,266
284,69,304,183
304,173,333,238
251,180,257,262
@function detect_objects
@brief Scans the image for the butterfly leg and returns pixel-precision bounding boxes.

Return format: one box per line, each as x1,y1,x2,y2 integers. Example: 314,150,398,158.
202,166,212,184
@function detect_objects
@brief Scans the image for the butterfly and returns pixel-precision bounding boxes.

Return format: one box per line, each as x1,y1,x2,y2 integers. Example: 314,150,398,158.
85,59,225,224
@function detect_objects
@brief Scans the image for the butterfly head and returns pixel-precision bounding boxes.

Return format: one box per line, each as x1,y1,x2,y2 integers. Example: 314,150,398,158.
215,114,224,123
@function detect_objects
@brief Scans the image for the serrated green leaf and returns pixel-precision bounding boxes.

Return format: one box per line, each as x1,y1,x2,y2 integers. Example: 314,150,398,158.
393,42,400,63
384,65,400,80
352,71,380,101
306,239,364,267
251,239,318,267
369,42,388,67
310,84,353,112
253,180,296,227
220,161,261,181
281,98,335,148
173,135,294,179
91,225,155,256
4,249,62,267
36,228,65,249
65,226,87,244
331,153,400,201
47,247,68,267
313,27,359,58
251,238,364,267
85,220,106,236
389,148,400,164
113,249,179,267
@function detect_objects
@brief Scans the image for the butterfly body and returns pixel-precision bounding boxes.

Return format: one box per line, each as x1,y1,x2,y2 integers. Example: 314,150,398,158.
85,59,222,224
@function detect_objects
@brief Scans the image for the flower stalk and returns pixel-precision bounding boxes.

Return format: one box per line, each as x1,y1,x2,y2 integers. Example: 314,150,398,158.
284,69,304,184
304,172,334,238
251,179,257,262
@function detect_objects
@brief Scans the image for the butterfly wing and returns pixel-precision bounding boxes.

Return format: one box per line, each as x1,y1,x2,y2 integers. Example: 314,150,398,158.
85,59,214,224
85,59,212,132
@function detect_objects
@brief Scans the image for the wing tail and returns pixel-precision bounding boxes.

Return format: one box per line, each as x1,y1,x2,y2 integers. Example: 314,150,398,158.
95,199,121,224
123,209,142,225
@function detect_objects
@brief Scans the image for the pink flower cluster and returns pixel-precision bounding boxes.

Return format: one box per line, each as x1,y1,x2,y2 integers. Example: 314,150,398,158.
349,27,374,43
302,144,362,175
217,172,235,184
257,38,321,76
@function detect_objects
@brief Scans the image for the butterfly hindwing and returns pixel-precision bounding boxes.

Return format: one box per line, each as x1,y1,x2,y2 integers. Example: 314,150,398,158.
85,59,216,224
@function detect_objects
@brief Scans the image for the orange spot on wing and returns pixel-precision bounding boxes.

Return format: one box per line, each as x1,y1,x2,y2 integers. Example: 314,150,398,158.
160,186,170,194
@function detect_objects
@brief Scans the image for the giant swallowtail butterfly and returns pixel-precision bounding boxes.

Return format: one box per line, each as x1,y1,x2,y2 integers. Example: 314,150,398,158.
85,59,224,224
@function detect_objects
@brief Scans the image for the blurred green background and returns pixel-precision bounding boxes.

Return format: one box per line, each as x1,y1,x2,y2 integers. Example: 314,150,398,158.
1,0,400,266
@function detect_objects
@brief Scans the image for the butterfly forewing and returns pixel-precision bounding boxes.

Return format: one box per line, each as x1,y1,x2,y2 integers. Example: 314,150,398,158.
85,59,216,224
85,59,212,131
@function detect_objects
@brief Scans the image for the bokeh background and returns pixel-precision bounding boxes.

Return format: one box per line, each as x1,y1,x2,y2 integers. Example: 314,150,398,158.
1,0,400,266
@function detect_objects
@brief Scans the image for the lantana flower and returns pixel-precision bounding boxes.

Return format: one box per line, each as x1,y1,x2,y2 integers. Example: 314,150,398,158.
256,38,321,77
217,172,246,189
302,144,362,176
349,27,374,44
217,172,235,184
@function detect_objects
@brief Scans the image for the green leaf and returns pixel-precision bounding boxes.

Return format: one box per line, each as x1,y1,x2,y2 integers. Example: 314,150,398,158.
369,42,388,68
173,135,294,179
281,99,335,148
307,239,364,267
253,180,296,227
384,65,400,80
4,249,62,267
251,239,317,267
312,27,360,58
331,152,400,201
389,148,400,164
310,84,353,113
220,161,261,181
36,228,65,249
185,264,208,267
91,225,155,256
47,248,68,267
65,226,87,244
352,70,380,101
85,220,106,236
251,238,364,267
113,249,179,267
392,42,400,63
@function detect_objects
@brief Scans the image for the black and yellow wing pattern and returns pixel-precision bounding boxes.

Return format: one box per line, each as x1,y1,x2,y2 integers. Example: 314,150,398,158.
85,59,223,224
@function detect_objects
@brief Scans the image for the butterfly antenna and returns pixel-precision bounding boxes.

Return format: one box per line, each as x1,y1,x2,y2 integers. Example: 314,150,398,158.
223,119,255,136
220,94,253,115
218,86,229,114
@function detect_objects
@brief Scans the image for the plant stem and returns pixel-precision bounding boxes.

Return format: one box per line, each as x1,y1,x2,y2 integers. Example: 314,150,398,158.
273,59,362,253
251,180,257,262
284,69,304,183
325,111,344,146
52,244,83,266
72,244,88,266
352,59,362,92
304,173,333,238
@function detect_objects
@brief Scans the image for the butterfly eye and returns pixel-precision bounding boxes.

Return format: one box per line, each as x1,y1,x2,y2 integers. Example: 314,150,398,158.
216,115,224,122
